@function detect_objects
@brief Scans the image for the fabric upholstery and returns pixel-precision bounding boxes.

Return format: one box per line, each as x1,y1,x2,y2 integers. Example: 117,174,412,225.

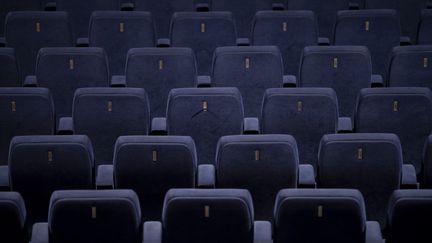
73,88,150,166
252,10,318,75
0,191,27,243
114,135,197,220
422,135,432,188
0,0,43,37
0,48,20,87
318,133,402,226
89,11,156,75
211,46,284,117
166,87,244,165
261,88,339,172
125,47,197,117
355,87,432,174
216,134,299,220
418,10,432,44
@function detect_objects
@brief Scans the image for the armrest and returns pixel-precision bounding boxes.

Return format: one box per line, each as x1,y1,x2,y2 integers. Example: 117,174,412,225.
0,37,5,47
243,117,260,135
283,75,297,87
121,2,135,11
143,221,162,243
401,164,419,189
370,74,384,88
237,38,250,46
253,221,272,243
197,75,211,88
195,3,210,12
23,75,38,87
44,2,56,11
400,36,412,46
298,164,316,188
96,165,114,189
197,164,215,188
111,75,126,87
151,117,168,135
337,117,353,133
272,3,285,10
348,2,360,10
318,37,330,46
365,221,384,243
156,38,170,48
0,165,9,190
76,37,89,47
30,222,49,243
57,117,74,135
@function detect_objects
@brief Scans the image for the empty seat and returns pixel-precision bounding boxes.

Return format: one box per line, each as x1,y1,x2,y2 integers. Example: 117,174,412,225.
0,0,44,37
89,11,156,75
212,0,278,38
55,0,120,39
34,47,110,121
418,9,432,44
5,11,73,77
30,190,142,243
133,0,196,38
70,88,150,167
261,88,339,171
387,190,432,243
125,48,197,117
388,46,432,88
252,11,318,75
274,189,384,243
0,192,27,243
216,135,299,220
142,189,272,243
9,135,94,222
170,12,237,75
165,88,244,165
0,88,54,187
211,46,284,116
0,48,20,87
287,0,363,40
355,88,432,174
365,0,429,42
114,135,197,220
318,133,402,226
334,10,402,78
299,46,374,117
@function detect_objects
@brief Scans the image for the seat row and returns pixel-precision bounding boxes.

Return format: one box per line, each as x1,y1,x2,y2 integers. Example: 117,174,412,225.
2,10,432,78
1,188,432,243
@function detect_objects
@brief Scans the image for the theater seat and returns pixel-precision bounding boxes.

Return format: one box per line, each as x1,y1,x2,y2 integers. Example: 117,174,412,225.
0,192,27,243
418,9,432,44
0,48,20,87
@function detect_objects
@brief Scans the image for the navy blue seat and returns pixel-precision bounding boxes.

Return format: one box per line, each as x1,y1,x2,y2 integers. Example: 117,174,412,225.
133,0,196,38
170,12,238,75
125,48,197,117
318,133,402,226
387,190,432,243
422,135,432,188
215,135,299,220
164,88,244,165
211,46,284,116
54,0,120,39
0,192,27,243
334,10,402,78
418,9,432,44
34,47,110,121
355,88,432,174
114,136,197,220
274,189,384,243
5,11,73,78
261,88,339,172
287,0,363,41
30,190,142,243
142,189,272,243
388,46,432,88
252,11,318,75
0,48,20,87
0,0,44,37
365,0,429,42
9,135,94,223
89,11,156,75
69,88,150,167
